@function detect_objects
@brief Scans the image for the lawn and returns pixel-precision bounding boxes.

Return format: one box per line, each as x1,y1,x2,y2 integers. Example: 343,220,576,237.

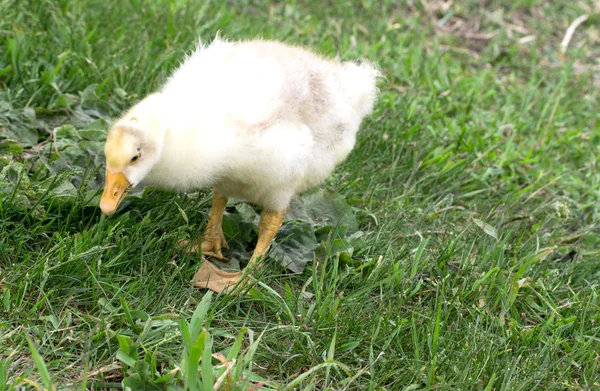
1,0,599,390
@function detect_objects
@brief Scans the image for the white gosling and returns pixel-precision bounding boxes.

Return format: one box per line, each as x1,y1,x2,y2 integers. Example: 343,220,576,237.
101,37,380,292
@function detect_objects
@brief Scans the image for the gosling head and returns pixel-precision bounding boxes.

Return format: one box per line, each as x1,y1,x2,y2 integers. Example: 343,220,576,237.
100,122,161,216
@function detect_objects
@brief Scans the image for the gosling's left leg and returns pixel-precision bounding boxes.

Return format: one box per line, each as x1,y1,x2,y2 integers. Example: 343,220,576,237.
245,209,287,273
192,209,286,293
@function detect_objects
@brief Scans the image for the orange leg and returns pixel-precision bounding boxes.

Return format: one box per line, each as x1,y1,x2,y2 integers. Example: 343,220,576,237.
179,188,229,260
245,209,287,272
200,189,229,260
192,209,286,293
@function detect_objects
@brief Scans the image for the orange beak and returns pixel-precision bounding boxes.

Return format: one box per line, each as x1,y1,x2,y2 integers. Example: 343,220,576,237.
100,171,131,216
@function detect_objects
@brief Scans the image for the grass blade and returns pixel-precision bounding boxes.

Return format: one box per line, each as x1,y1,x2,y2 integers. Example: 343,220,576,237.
0,359,9,391
190,291,213,342
410,237,429,279
325,329,337,384
283,361,350,390
202,331,214,391
25,335,54,391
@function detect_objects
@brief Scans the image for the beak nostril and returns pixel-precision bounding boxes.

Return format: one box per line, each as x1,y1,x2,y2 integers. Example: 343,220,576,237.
101,172,130,215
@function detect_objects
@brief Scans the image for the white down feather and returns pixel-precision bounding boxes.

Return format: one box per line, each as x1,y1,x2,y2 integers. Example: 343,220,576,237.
123,37,380,211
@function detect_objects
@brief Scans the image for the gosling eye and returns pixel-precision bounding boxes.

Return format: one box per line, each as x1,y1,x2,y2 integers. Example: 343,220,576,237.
130,154,140,163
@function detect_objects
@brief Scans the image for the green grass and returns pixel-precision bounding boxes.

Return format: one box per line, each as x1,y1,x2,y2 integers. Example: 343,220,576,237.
1,0,600,389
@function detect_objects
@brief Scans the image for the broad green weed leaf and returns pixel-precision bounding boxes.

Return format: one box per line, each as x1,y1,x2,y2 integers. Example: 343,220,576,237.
287,189,359,233
271,221,318,273
0,140,23,155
